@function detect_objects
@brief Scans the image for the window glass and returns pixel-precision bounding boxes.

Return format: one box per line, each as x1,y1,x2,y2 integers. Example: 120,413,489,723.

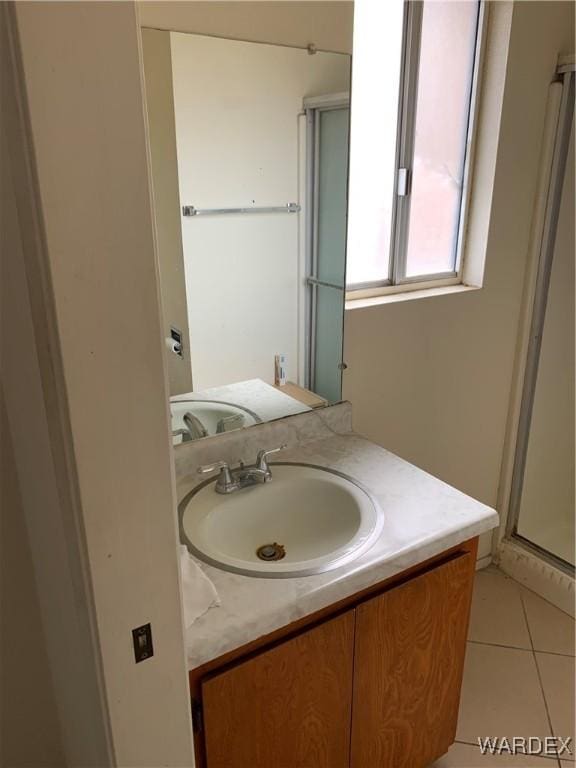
404,1,479,278
346,0,404,287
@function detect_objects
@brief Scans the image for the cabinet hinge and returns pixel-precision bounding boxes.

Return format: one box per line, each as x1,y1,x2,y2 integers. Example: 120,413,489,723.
191,697,203,733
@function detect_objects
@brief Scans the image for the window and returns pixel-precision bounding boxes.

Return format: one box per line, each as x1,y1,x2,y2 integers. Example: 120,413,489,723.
346,0,482,296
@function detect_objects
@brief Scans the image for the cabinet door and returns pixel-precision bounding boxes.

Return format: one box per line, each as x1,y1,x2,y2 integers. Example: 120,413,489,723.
202,611,354,768
350,552,474,768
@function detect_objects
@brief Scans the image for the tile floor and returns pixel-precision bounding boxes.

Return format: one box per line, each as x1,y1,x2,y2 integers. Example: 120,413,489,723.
433,566,575,768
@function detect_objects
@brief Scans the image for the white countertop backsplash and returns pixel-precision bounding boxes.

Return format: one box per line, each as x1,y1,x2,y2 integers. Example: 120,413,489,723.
175,403,498,669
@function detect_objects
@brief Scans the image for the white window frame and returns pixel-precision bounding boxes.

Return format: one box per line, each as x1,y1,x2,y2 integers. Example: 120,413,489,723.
346,0,487,301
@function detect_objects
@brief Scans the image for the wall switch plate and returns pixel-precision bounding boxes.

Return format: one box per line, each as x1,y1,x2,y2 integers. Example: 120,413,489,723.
132,623,154,663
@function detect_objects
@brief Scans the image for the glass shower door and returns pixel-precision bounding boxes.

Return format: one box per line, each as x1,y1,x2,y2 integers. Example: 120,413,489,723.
307,104,349,403
516,116,575,566
509,70,575,570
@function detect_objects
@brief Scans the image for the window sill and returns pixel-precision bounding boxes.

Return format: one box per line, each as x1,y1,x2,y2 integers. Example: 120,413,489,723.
345,283,480,311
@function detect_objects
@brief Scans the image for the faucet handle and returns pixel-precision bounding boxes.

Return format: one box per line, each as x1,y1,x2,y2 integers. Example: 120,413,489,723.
256,444,287,471
197,460,239,494
198,460,230,476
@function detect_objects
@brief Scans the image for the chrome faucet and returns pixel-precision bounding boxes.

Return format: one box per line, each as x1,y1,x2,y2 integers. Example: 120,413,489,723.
172,412,209,443
172,428,193,443
183,412,208,440
198,445,287,494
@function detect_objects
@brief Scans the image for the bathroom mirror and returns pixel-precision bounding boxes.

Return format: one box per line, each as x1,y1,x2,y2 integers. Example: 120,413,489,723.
141,29,351,444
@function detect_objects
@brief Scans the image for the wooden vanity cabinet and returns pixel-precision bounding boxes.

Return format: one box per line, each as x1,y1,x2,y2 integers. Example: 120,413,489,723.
190,539,477,768
350,552,472,767
202,612,354,768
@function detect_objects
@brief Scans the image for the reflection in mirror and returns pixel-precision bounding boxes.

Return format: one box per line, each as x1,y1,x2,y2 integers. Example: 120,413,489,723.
142,30,351,443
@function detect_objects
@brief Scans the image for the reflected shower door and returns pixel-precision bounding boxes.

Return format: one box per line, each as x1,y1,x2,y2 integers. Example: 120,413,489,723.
307,105,349,403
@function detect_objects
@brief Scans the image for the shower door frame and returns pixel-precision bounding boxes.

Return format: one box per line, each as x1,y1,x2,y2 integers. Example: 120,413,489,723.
303,92,350,396
505,64,575,574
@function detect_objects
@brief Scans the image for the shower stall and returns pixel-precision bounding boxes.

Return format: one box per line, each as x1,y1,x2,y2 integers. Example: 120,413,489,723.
501,58,575,606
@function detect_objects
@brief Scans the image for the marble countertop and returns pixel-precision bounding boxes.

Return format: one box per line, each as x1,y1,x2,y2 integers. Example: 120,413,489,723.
171,378,311,422
177,407,498,670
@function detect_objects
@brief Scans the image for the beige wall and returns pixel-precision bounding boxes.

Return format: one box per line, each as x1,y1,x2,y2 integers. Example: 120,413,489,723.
343,1,575,561
1,394,65,767
139,1,353,54
142,28,193,395
9,2,195,765
2,10,112,758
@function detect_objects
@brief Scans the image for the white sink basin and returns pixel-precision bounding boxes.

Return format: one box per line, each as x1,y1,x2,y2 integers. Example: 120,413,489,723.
179,463,384,578
171,399,261,442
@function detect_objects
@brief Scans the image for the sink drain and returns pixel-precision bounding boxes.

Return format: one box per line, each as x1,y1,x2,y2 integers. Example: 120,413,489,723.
256,542,286,562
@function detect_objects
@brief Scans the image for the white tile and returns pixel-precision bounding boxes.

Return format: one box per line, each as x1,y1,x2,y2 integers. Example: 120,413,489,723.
522,588,575,657
468,569,532,649
431,741,558,766
536,653,575,759
483,563,505,576
457,643,552,744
